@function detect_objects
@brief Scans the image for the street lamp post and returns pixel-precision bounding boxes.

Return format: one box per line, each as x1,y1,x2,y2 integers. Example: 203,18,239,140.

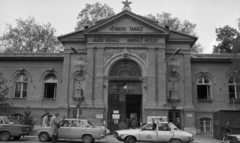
166,48,181,108
166,48,181,64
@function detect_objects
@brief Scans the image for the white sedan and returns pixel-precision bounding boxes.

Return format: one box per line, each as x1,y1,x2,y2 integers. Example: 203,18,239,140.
114,122,193,143
36,119,107,143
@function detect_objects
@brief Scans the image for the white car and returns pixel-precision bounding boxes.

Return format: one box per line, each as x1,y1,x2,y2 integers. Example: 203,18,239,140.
114,122,193,143
226,134,240,143
36,119,107,143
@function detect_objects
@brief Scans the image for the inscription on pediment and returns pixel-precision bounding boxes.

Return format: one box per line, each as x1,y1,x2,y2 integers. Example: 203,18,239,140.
98,18,157,33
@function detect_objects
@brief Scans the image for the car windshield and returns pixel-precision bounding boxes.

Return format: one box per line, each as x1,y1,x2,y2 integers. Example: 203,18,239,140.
2,116,11,124
87,121,93,126
169,122,179,130
139,123,147,129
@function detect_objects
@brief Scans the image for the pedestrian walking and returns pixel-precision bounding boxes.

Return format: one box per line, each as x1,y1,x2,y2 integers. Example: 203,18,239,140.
222,121,231,143
49,112,61,143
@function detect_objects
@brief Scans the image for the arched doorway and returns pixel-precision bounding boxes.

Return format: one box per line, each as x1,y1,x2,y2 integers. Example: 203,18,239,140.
108,59,142,133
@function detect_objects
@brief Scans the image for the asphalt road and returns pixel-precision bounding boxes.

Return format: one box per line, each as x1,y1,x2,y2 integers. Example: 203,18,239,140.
0,135,222,143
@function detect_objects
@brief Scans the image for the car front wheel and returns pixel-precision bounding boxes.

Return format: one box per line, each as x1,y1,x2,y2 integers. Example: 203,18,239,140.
38,132,50,142
0,131,11,141
170,138,182,143
126,136,136,143
82,134,93,143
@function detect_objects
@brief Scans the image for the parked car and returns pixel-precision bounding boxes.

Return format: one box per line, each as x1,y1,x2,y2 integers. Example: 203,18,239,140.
36,118,107,143
226,134,240,143
0,116,32,141
114,121,193,143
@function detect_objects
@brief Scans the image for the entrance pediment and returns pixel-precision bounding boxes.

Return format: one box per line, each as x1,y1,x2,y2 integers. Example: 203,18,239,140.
93,17,159,33
86,10,169,34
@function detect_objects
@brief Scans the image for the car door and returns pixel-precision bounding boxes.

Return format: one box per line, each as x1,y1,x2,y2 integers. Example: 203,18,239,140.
70,120,85,139
139,123,158,141
157,123,174,142
58,120,70,139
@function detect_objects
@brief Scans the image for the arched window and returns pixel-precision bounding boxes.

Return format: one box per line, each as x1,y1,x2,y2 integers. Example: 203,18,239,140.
197,76,211,101
200,118,212,133
44,74,57,99
14,74,28,98
229,76,240,100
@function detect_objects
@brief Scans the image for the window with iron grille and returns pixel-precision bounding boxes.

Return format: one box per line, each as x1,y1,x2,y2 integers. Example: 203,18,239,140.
200,118,212,133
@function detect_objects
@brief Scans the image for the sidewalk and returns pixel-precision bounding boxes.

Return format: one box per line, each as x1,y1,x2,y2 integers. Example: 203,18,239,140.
101,134,222,143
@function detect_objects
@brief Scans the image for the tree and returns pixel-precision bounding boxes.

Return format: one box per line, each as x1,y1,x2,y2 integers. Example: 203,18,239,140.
19,107,36,128
146,12,203,53
0,16,64,53
213,25,239,54
0,73,11,115
75,2,115,31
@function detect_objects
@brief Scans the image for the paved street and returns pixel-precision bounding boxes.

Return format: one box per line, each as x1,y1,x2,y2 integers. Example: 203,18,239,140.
0,135,223,143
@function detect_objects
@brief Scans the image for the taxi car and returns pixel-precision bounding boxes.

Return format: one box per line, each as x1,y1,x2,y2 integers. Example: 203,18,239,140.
114,122,193,143
36,119,107,143
0,116,32,141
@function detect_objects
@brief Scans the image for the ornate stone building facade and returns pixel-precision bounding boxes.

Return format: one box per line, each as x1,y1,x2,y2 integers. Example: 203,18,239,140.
0,3,239,135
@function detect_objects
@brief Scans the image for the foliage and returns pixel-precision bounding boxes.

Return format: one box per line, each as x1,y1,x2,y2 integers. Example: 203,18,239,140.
213,25,239,54
19,107,36,127
191,43,204,54
147,12,197,36
75,2,115,31
0,16,64,53
0,73,11,115
146,12,203,53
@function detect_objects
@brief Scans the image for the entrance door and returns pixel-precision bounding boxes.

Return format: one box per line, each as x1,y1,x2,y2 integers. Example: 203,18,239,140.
168,110,181,123
126,94,142,127
107,59,143,133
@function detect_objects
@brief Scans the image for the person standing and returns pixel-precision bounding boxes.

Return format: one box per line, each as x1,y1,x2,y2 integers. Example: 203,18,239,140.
130,116,138,129
42,113,49,127
49,112,61,143
222,121,231,142
174,118,181,130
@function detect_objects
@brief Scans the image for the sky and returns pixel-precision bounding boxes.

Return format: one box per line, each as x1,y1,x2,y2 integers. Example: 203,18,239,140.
0,0,240,53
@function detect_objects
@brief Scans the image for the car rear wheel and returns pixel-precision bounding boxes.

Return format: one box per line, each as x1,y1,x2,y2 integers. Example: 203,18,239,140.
38,132,50,142
13,136,21,140
82,134,93,143
0,131,11,141
126,136,136,143
170,138,182,143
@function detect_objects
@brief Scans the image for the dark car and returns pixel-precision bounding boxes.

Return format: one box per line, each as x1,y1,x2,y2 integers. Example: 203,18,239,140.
0,116,32,141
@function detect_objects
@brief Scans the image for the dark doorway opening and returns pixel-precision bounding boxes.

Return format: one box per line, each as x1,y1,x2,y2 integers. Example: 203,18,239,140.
168,110,181,123
126,94,142,126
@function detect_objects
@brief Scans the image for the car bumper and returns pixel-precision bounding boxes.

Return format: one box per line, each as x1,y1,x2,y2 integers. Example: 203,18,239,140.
19,132,31,135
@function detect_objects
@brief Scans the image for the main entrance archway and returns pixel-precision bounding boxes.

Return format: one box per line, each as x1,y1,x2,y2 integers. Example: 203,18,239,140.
108,59,142,133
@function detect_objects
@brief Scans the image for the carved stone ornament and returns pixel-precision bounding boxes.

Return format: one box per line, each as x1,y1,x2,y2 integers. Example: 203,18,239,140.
167,88,181,108
105,49,148,66
122,48,130,58
72,96,85,107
